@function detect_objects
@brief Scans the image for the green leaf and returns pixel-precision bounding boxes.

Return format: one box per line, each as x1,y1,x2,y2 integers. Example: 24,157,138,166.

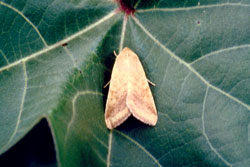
1,0,250,167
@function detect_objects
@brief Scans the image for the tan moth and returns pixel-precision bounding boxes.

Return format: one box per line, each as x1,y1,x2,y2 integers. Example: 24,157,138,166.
105,47,157,129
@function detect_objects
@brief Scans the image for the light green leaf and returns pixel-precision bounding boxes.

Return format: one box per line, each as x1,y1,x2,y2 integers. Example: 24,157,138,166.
0,0,250,167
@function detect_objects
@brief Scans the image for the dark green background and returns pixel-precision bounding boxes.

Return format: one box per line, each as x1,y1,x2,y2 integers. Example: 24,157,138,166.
0,0,250,166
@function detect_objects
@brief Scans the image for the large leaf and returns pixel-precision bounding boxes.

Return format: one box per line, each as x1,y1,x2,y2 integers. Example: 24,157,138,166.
1,0,250,166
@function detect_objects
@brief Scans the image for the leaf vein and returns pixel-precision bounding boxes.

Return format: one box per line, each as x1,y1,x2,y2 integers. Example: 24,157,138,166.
63,47,78,69
64,91,103,145
119,15,128,52
106,130,113,167
0,50,10,64
115,130,162,167
0,1,48,47
172,71,191,110
202,87,232,167
1,62,28,151
0,10,117,73
190,44,250,65
157,56,172,93
136,2,250,13
132,16,250,111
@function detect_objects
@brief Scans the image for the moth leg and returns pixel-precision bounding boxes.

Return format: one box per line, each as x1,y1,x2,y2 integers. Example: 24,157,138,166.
147,79,156,86
113,50,118,57
103,80,110,88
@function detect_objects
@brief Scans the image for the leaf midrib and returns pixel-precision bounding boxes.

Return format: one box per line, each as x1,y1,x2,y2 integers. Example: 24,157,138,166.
131,16,250,111
0,10,117,73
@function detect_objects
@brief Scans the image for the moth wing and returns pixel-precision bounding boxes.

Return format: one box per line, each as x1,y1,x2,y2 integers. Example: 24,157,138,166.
105,54,131,129
126,49,158,125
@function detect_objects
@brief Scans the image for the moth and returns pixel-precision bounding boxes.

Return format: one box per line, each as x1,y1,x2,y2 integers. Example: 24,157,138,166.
105,47,157,129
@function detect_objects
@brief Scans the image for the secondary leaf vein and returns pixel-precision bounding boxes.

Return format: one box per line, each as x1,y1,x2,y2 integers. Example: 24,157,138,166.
115,130,162,167
202,87,232,167
0,50,10,64
190,44,250,65
132,16,250,111
64,91,103,144
0,10,117,73
0,1,48,47
1,62,28,151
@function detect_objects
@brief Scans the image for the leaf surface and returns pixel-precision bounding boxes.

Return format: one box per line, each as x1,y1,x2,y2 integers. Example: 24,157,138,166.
0,0,250,167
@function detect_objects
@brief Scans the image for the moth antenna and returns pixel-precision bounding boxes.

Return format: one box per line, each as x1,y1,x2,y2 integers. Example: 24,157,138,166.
147,79,156,86
113,51,118,57
104,80,110,88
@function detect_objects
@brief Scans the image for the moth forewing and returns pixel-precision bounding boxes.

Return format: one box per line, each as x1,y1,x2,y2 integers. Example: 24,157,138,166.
104,49,130,129
126,50,157,125
105,47,158,129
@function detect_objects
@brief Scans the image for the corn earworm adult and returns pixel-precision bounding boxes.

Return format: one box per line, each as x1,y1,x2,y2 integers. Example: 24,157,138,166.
105,47,157,129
